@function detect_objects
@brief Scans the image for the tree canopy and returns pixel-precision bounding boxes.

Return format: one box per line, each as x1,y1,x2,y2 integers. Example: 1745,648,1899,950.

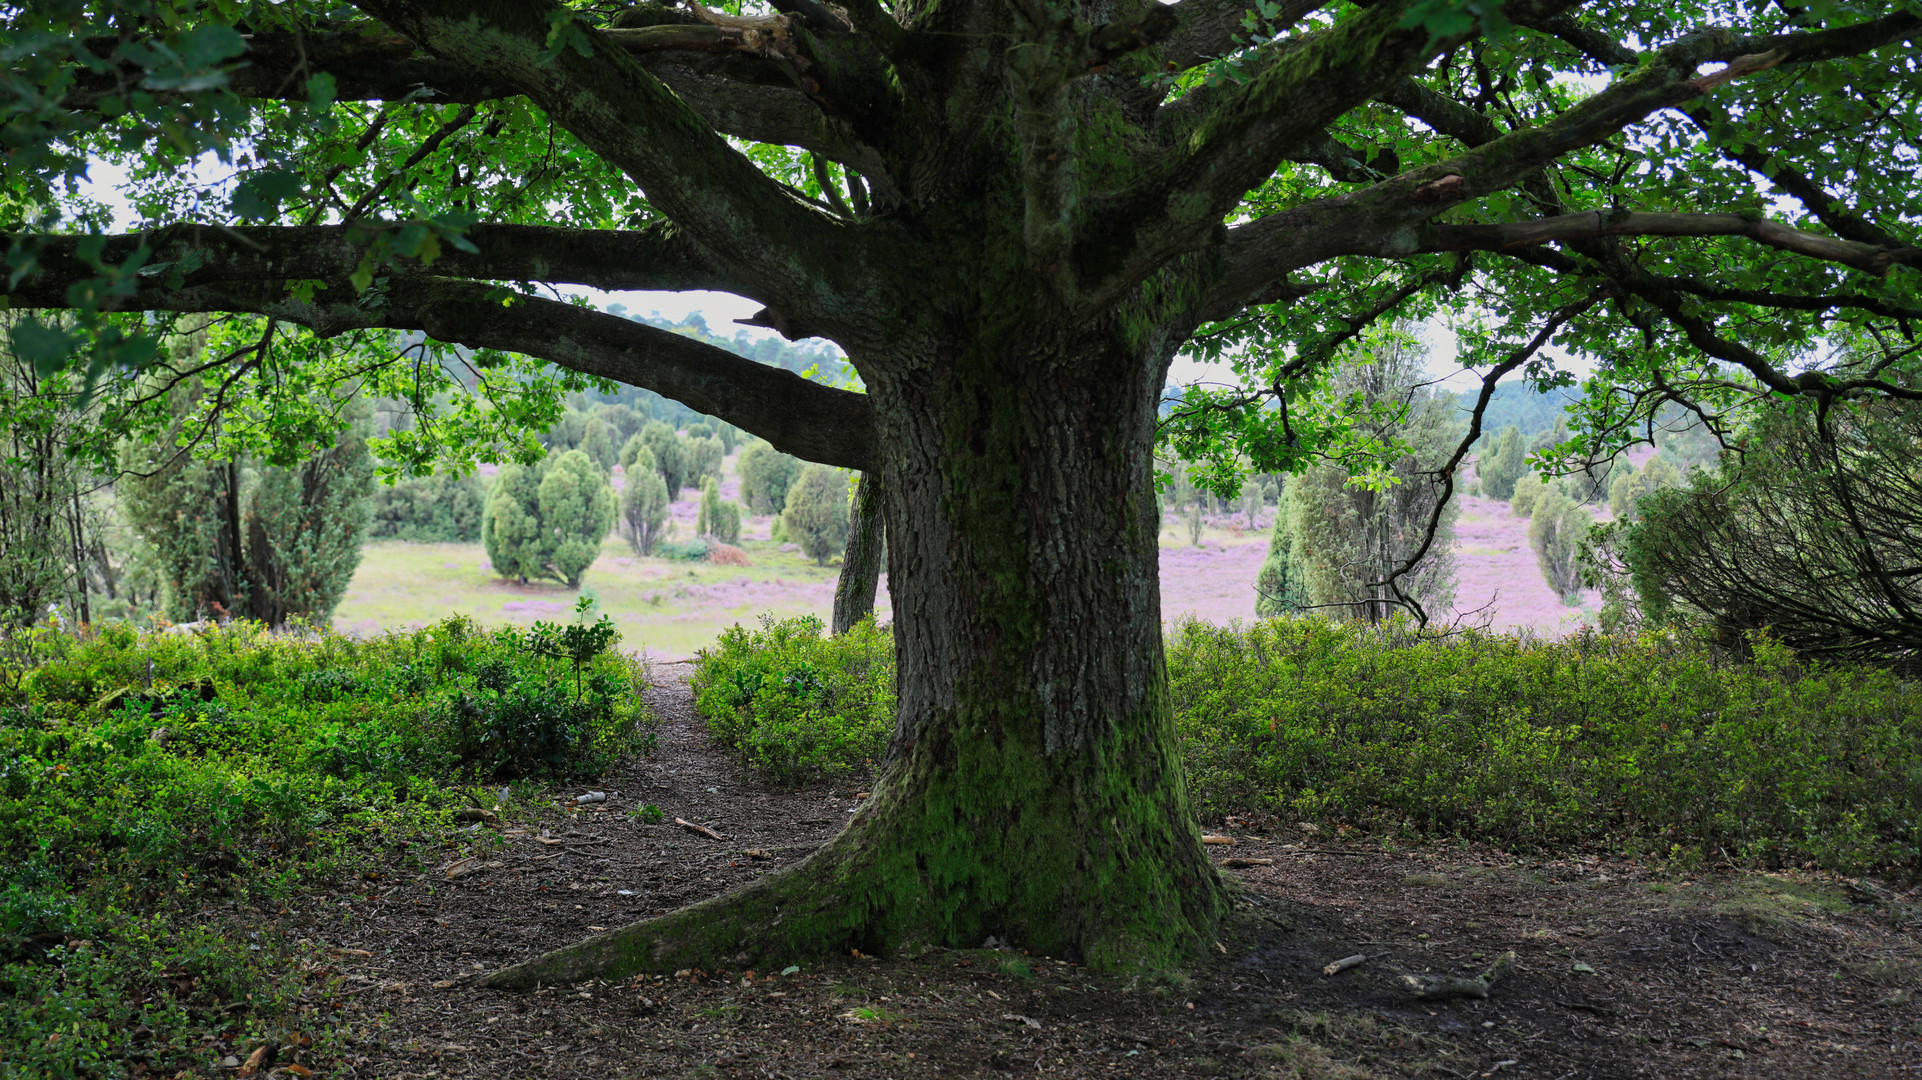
4,0,1919,979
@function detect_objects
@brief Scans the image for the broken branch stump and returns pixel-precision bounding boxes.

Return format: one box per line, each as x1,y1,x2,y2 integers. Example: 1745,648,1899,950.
1400,950,1516,1000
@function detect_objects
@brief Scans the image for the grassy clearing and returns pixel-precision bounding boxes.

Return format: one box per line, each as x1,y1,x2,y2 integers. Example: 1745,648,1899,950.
690,614,1922,876
0,618,652,1078
333,537,849,658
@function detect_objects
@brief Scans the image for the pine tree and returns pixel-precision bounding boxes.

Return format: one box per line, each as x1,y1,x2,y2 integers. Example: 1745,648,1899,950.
1529,492,1591,604
1478,424,1527,501
481,459,550,583
1509,473,1551,518
639,420,688,497
579,417,617,471
1253,494,1307,617
1269,331,1461,622
739,439,803,515
688,435,724,489
538,450,618,587
617,432,650,474
241,430,375,626
1608,454,1679,522
619,448,671,555
782,465,851,565
696,477,741,544
120,391,374,625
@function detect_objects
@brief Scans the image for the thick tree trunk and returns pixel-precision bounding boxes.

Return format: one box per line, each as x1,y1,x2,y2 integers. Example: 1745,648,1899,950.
831,471,885,634
482,317,1225,986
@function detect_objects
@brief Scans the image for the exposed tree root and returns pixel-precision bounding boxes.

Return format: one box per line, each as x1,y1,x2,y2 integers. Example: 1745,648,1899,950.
479,788,1233,990
478,840,862,989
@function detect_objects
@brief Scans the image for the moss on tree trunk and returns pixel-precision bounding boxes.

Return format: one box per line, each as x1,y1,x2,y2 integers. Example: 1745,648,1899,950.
484,304,1226,989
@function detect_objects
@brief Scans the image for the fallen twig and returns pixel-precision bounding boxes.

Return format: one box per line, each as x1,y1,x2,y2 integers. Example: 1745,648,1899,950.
675,818,728,841
1222,857,1274,868
1201,834,1235,845
1400,950,1516,1000
1322,954,1367,976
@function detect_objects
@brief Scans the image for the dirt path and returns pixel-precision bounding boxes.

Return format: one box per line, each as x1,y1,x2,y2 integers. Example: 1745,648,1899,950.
280,676,1922,1079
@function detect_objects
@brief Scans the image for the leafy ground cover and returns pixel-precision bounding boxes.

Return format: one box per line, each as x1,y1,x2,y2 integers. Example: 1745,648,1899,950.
166,675,1921,1080
1167,618,1922,876
2,630,1917,1078
690,614,894,785
0,617,652,1078
691,615,1922,877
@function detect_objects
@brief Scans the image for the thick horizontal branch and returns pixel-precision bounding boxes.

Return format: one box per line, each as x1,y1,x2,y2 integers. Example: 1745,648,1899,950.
3,274,877,471
64,24,890,175
356,0,863,315
6,222,743,295
1159,0,1330,73
1419,211,1920,277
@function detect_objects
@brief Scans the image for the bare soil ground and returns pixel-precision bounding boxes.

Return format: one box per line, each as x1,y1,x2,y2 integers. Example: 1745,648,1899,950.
260,675,1921,1080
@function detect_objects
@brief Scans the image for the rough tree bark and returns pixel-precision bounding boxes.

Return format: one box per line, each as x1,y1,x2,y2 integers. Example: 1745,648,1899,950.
484,316,1226,985
831,471,886,634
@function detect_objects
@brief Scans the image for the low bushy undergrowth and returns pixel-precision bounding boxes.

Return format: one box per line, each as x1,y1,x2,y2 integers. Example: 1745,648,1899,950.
0,615,652,1077
691,614,893,785
1167,618,1921,874
691,613,1920,875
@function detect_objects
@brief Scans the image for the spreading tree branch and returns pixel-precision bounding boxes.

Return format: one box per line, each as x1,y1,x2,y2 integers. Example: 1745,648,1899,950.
354,0,872,314
5,274,877,470
1415,210,1920,277
1213,8,1922,309
7,222,744,296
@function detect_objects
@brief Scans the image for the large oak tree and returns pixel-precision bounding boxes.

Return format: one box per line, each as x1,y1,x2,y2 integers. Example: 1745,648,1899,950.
5,0,1919,981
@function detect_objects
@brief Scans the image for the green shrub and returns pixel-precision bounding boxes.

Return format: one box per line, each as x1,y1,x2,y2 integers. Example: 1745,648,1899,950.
691,614,894,785
684,609,1922,876
640,420,689,497
579,416,617,470
1528,492,1590,603
697,477,742,544
483,451,616,587
1509,473,1549,518
1166,617,1922,874
738,439,803,515
1478,424,1527,501
781,465,851,565
0,616,653,1072
537,450,618,587
1608,454,1677,522
369,470,485,542
619,447,672,556
688,435,724,489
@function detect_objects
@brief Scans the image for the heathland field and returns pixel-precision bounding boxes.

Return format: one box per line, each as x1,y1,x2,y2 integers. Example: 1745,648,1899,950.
333,469,1603,656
